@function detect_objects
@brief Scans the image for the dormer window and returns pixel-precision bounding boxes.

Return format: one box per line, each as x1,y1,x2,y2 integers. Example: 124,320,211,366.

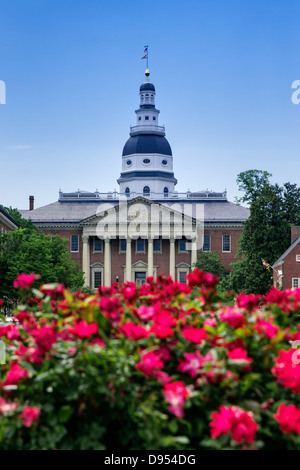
153,116,156,120
145,116,149,120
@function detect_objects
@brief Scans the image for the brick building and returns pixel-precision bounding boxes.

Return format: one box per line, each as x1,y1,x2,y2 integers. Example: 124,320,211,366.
273,226,300,289
0,205,18,233
21,69,249,288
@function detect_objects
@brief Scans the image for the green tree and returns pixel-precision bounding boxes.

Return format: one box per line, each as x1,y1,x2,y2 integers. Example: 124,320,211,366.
195,250,225,278
4,207,37,231
0,229,84,300
230,170,300,294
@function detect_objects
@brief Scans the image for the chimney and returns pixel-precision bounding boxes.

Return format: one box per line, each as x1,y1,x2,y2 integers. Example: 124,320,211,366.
29,195,34,211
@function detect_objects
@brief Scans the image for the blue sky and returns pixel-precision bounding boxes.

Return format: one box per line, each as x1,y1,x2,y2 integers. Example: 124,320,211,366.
0,0,299,210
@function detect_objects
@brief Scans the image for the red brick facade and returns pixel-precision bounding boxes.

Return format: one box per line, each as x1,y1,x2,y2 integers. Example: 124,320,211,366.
273,227,300,289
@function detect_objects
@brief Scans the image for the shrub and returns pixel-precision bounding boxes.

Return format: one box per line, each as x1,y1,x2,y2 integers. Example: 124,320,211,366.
0,271,300,450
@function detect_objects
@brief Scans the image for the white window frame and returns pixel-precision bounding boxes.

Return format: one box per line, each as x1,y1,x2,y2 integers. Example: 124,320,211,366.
178,239,188,253
292,278,300,288
91,263,104,290
222,234,231,253
202,234,211,252
70,234,79,253
93,237,103,253
296,255,300,262
119,239,127,253
153,238,162,253
136,238,145,253
178,271,188,284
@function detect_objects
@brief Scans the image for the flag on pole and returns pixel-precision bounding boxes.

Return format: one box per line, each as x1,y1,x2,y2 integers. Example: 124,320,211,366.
262,259,271,270
141,54,147,59
144,47,148,53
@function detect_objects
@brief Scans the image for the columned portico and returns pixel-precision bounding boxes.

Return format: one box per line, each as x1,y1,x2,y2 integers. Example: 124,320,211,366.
147,238,154,277
104,238,111,286
82,235,90,287
125,238,132,282
169,237,175,280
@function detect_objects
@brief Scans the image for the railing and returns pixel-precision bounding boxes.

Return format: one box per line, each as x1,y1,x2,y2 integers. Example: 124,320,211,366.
130,125,165,134
59,190,227,201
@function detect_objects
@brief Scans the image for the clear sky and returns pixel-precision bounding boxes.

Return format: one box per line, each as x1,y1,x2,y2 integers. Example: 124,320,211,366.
0,0,299,210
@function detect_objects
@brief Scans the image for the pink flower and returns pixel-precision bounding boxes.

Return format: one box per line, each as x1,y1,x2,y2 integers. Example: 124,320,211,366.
39,283,65,298
274,403,300,434
136,305,156,321
220,309,245,329
1,363,29,388
203,318,217,327
150,323,174,339
0,397,18,415
255,317,278,339
187,269,219,288
69,320,98,339
13,273,39,289
119,322,149,341
181,327,208,344
210,405,258,444
30,326,58,352
135,350,164,377
163,381,190,418
236,293,261,311
178,351,204,378
18,405,40,427
272,349,300,393
227,348,253,364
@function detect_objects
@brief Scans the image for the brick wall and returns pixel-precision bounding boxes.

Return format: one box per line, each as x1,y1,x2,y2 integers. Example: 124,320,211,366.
282,243,300,288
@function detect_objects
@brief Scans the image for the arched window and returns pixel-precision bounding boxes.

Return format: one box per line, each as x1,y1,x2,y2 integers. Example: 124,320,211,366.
164,187,169,198
143,186,150,196
125,187,130,197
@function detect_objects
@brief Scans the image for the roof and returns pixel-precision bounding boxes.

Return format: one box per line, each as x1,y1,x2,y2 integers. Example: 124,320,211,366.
0,205,19,229
20,199,249,225
140,82,155,92
122,134,172,156
273,237,300,268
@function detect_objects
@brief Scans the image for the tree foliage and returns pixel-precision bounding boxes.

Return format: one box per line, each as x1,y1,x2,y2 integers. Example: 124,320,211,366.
195,250,225,279
0,229,84,300
230,170,300,294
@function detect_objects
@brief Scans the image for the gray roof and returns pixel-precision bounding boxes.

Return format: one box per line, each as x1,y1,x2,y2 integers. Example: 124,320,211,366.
273,237,300,267
20,198,249,225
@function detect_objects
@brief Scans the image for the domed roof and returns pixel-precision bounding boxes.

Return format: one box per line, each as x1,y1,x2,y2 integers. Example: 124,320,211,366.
122,134,172,156
140,82,155,92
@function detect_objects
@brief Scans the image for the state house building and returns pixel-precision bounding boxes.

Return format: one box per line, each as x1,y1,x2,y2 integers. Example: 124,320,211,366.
22,69,249,288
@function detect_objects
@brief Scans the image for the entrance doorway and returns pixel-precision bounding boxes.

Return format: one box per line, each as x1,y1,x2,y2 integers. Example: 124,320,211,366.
135,272,146,286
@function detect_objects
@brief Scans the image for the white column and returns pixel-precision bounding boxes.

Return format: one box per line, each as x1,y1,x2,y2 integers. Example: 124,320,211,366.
148,238,154,277
104,238,111,286
125,238,132,282
169,237,175,280
82,235,90,287
191,238,197,269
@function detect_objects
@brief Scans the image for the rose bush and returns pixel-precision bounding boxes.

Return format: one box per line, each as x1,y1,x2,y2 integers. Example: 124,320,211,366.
0,270,300,449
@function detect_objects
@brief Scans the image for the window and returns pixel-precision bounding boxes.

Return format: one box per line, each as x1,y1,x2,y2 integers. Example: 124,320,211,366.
145,116,149,120
136,239,145,252
143,158,151,164
138,116,141,121
71,234,79,252
126,160,132,166
143,186,150,196
125,187,130,197
145,94,149,98
203,234,211,252
153,239,161,252
162,159,168,166
94,271,102,289
153,116,156,120
179,239,187,252
120,239,126,252
222,234,231,252
292,278,300,288
94,238,102,252
296,255,300,262
164,187,169,198
179,272,187,284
